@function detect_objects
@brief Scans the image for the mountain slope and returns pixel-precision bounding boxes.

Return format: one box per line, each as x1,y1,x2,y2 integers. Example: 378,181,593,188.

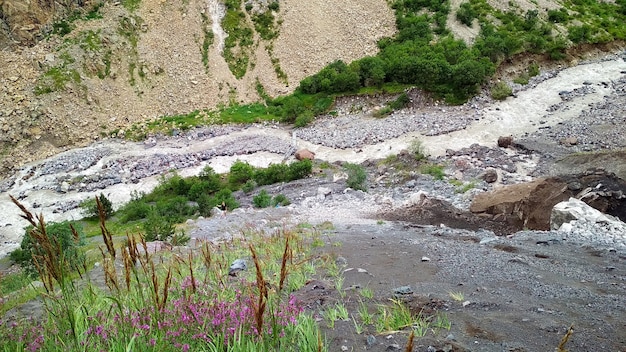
0,0,395,176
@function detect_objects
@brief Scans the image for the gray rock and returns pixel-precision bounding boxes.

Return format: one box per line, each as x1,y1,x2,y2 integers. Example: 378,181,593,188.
228,259,247,276
393,285,413,295
317,187,332,200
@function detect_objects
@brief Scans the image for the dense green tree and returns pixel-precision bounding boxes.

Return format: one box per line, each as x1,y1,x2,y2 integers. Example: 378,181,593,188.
352,56,386,87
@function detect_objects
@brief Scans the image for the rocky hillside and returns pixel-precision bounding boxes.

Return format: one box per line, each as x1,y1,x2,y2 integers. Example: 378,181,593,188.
0,0,395,176
0,0,620,176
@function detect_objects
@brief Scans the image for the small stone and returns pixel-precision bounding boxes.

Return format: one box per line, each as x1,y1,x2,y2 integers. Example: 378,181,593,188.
393,286,413,295
482,168,498,183
421,256,431,262
341,346,348,351
366,335,377,346
386,344,400,351
335,256,347,266
561,136,578,146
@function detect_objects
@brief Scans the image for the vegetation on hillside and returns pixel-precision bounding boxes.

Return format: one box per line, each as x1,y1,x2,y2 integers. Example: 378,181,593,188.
30,0,626,134
140,0,625,134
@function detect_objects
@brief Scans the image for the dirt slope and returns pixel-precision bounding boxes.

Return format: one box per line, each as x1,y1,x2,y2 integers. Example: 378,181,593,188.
0,0,395,177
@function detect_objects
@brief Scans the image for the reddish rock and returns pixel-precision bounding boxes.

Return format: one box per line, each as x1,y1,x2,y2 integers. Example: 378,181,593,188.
295,149,315,160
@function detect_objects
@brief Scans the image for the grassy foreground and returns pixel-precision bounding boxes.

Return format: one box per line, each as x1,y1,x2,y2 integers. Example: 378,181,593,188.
1,198,325,351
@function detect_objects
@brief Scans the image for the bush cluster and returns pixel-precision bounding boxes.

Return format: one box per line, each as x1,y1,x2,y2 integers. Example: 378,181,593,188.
112,160,312,241
253,190,291,208
79,193,113,219
10,221,86,276
344,163,367,192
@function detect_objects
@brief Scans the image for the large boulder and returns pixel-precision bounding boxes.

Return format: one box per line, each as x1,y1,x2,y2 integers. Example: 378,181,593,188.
470,170,626,231
295,149,315,161
551,197,618,230
470,177,570,230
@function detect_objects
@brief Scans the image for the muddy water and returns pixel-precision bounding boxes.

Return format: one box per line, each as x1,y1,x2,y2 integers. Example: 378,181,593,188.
0,55,624,258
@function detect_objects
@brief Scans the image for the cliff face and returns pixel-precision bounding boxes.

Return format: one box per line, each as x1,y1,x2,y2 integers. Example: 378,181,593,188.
0,0,395,177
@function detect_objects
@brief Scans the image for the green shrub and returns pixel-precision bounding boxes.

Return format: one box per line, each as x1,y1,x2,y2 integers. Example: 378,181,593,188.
119,198,151,223
79,193,113,219
344,163,367,191
188,181,211,201
491,81,512,100
197,194,214,217
198,166,223,192
151,173,190,198
229,160,255,188
298,60,361,94
253,190,272,208
288,159,313,181
389,92,410,110
156,196,196,223
272,194,291,207
547,36,568,60
254,163,289,186
242,180,256,194
513,74,530,85
568,24,593,44
528,62,540,77
547,8,569,23
456,2,477,26
10,221,85,276
409,139,428,161
170,231,191,246
212,188,240,211
143,209,174,242
294,111,314,127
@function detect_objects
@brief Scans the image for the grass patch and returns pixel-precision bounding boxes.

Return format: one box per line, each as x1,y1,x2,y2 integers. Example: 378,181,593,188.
420,164,445,180
375,299,450,336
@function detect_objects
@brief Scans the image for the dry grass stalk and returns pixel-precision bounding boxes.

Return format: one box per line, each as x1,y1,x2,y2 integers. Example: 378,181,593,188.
69,224,85,279
278,235,290,292
99,247,120,292
137,235,151,274
97,197,116,259
10,195,67,292
150,261,160,308
317,333,323,352
126,233,139,265
405,330,415,352
122,247,132,291
158,267,172,311
188,251,196,294
249,244,267,335
556,325,574,352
